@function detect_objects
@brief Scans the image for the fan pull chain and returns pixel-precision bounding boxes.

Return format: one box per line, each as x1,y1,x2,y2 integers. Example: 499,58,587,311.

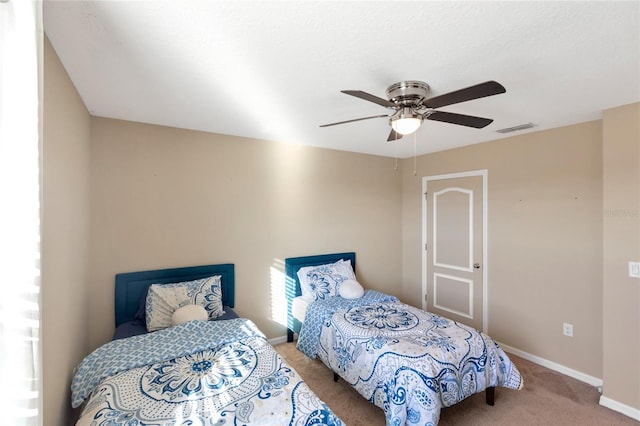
394,138,399,171
413,131,417,176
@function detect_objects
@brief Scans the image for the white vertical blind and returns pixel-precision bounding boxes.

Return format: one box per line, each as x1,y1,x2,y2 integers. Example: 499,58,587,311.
0,0,42,424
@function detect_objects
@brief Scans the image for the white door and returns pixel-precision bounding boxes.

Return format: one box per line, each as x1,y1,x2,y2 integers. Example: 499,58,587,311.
423,172,486,332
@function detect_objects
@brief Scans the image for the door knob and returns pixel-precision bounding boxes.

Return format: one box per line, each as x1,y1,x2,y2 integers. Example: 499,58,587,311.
473,263,481,269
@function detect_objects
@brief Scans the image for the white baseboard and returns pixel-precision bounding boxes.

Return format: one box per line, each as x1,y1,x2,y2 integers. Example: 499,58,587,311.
268,335,288,346
499,342,640,421
498,342,603,387
599,396,640,421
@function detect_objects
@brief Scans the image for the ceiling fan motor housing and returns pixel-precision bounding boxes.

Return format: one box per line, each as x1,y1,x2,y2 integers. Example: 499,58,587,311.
386,81,430,106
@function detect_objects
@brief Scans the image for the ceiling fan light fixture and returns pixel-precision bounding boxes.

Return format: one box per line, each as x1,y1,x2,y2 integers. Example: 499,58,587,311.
391,108,422,135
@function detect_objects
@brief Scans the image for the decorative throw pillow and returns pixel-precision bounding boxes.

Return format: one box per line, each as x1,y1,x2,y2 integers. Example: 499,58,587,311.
145,275,224,331
171,304,208,326
297,259,356,301
339,279,364,299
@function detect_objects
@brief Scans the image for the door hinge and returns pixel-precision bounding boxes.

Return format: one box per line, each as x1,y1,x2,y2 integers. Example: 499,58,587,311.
425,243,428,251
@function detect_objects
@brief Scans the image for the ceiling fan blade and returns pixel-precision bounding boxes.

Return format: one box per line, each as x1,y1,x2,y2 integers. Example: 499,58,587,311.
342,90,396,108
387,129,403,142
426,111,494,128
422,81,506,109
319,114,389,128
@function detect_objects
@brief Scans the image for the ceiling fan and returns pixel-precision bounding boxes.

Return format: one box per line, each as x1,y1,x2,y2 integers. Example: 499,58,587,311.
320,80,506,141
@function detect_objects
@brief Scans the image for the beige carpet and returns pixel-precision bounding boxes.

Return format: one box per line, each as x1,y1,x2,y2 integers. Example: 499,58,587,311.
275,342,638,426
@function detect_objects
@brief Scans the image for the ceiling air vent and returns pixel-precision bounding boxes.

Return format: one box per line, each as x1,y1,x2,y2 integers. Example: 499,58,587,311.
496,122,536,134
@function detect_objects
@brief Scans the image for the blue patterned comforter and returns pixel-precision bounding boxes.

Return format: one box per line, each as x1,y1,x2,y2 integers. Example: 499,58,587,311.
299,299,523,425
73,318,343,426
297,290,398,359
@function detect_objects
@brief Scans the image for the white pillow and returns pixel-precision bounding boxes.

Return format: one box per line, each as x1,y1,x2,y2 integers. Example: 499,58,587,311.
339,279,364,299
145,275,225,331
171,304,208,326
297,259,356,301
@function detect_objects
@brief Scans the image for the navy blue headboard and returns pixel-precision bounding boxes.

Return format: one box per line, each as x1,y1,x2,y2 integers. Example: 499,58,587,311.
284,252,355,341
115,263,235,328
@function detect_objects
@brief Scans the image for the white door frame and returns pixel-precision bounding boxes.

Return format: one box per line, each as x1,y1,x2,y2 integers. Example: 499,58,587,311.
422,169,489,333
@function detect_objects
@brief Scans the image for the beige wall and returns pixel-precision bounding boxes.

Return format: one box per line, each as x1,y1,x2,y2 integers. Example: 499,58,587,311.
42,36,91,425
401,122,604,377
602,102,640,410
402,108,640,415
88,118,403,349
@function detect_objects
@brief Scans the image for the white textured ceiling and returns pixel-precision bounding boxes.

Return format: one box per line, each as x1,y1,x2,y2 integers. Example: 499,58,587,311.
44,1,640,158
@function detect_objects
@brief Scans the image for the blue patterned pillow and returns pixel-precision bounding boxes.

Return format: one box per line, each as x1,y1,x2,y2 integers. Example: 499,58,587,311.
145,276,224,331
297,260,356,301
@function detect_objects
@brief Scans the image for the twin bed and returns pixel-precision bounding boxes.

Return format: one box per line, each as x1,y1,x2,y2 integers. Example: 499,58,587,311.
72,253,522,426
71,263,343,425
285,252,523,425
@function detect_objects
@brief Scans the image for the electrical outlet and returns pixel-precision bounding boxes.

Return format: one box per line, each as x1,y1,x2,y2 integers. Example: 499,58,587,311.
629,262,640,278
563,323,573,337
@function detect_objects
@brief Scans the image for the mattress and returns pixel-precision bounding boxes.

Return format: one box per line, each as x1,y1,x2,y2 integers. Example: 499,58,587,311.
291,296,311,323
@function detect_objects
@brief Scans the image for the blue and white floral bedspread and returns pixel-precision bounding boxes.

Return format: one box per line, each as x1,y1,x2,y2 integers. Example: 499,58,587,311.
73,318,343,426
307,300,524,425
297,290,398,359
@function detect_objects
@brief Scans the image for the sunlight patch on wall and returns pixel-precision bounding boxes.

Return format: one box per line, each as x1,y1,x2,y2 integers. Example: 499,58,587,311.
270,259,287,327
